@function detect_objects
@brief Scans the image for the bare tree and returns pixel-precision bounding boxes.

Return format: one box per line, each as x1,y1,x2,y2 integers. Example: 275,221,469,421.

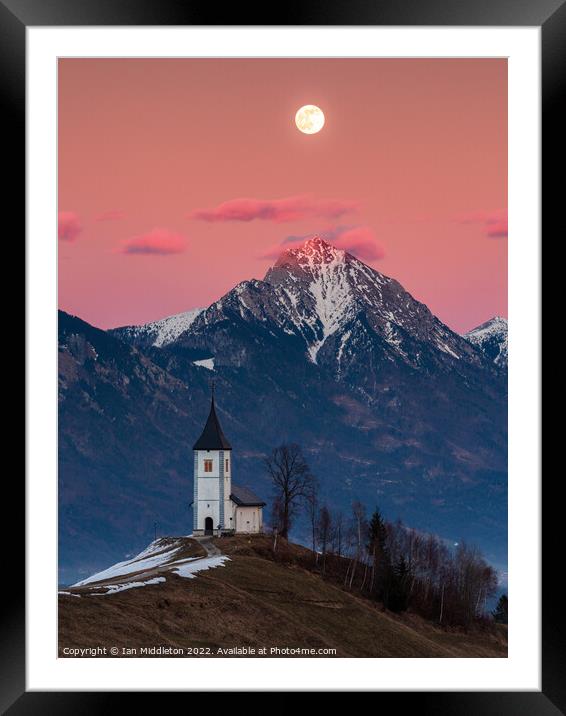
348,501,367,589
264,443,314,540
270,497,285,552
305,475,320,560
333,511,344,557
316,506,332,574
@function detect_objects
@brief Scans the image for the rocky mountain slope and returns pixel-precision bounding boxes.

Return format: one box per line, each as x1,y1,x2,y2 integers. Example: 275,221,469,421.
59,238,507,584
59,536,507,658
464,316,508,368
113,307,204,348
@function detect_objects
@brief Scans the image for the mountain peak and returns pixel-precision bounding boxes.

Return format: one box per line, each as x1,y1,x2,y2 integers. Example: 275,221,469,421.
464,316,508,368
465,315,508,336
274,235,346,270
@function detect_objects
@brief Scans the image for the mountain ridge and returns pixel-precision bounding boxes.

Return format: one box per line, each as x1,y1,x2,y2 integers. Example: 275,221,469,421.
113,237,495,370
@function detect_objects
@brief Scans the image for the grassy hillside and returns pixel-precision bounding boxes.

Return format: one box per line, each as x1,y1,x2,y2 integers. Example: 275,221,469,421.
58,536,507,658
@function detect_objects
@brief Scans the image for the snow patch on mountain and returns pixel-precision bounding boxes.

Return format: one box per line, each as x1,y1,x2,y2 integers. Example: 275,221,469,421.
114,308,204,347
464,316,508,367
193,357,215,371
266,238,357,362
144,308,204,347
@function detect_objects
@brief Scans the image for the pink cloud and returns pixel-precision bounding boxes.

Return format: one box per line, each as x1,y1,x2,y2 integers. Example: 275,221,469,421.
332,226,386,260
116,228,187,255
260,226,385,263
96,210,126,222
458,209,507,238
189,195,360,223
486,220,508,238
58,212,82,242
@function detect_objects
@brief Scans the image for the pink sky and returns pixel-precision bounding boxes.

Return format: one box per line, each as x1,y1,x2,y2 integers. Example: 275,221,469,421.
58,59,507,333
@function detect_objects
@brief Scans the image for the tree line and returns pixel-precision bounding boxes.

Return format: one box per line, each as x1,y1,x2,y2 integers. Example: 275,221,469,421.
265,443,502,628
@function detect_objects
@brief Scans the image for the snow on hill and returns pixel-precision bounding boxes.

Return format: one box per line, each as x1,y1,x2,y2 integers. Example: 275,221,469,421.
58,535,508,658
112,307,204,348
67,538,229,596
464,316,508,368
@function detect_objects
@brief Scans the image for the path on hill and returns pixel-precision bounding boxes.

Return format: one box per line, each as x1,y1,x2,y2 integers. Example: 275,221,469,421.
192,536,222,557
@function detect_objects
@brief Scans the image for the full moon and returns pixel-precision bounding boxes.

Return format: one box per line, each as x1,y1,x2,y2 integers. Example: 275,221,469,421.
295,105,325,134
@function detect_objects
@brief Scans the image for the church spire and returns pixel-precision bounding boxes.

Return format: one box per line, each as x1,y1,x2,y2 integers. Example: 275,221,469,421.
192,387,232,451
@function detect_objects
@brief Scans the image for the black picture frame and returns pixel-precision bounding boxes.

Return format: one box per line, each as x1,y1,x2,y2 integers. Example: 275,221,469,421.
10,0,556,708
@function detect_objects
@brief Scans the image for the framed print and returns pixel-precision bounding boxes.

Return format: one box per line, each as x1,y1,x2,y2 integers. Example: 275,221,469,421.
11,0,557,707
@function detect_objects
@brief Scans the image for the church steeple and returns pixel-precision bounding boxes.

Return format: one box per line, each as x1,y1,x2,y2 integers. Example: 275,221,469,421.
192,389,232,451
192,385,263,536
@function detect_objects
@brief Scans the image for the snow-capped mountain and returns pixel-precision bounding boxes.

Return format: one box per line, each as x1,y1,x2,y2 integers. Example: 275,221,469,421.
158,236,490,381
113,307,204,348
112,237,496,381
464,316,508,368
262,236,482,368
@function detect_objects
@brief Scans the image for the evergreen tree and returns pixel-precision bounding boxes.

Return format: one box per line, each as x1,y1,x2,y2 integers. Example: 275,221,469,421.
367,508,391,601
368,509,387,550
388,556,411,612
492,594,508,624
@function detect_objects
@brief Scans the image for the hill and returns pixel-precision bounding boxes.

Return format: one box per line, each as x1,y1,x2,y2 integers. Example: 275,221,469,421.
58,536,507,658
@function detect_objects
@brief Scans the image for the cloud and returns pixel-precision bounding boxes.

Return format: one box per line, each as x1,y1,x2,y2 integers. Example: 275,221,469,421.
116,228,187,255
189,195,360,223
58,212,82,242
330,226,386,261
486,220,508,238
458,209,507,238
96,210,126,222
261,226,385,262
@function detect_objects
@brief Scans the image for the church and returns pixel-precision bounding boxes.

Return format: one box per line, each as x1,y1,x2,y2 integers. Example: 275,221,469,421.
192,392,265,536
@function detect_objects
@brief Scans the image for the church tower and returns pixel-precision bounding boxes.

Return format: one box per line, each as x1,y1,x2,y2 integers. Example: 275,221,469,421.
192,391,233,536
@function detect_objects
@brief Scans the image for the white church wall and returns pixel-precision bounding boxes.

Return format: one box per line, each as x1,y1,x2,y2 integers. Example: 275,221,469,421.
197,450,220,477
198,478,220,501
224,501,235,531
223,477,233,530
196,459,220,531
197,499,220,531
235,506,262,534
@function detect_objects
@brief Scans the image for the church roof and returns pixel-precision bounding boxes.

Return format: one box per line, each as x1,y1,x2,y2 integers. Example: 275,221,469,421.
230,485,265,507
192,395,232,451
